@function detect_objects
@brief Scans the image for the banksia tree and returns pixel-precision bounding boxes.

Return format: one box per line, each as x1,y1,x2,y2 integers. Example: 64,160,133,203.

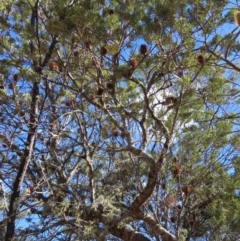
0,1,240,241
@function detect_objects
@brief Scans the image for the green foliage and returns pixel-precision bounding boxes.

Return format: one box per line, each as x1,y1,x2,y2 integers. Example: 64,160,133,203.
1,0,240,241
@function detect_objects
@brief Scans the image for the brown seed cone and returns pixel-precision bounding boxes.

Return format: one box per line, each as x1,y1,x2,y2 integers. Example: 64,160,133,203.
13,73,19,82
100,46,108,56
140,44,148,55
49,61,57,70
129,58,138,68
106,82,114,90
197,55,205,65
96,87,104,96
112,129,119,137
170,217,176,223
173,166,181,177
71,36,77,44
9,82,16,89
189,220,195,226
182,185,191,195
165,96,178,105
90,95,95,101
235,11,240,26
73,50,79,57
108,9,114,15
85,40,93,50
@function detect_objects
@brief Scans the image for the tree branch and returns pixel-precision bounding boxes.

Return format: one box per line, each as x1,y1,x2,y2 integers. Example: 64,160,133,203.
110,226,152,241
134,211,177,241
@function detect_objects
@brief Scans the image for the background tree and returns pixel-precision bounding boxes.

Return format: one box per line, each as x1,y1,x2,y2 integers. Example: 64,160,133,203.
0,0,240,240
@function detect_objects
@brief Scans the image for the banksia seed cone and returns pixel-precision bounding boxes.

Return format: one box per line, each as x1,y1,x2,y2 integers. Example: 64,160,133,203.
189,220,195,226
71,36,77,44
9,82,16,89
100,46,108,56
197,55,205,65
65,101,71,107
108,9,114,15
165,96,178,105
170,217,176,223
182,185,191,195
96,87,104,96
173,166,181,177
164,196,178,207
112,129,119,137
106,82,114,90
73,50,79,57
49,61,57,70
13,73,19,82
129,58,138,68
85,40,93,50
235,11,240,26
140,44,148,55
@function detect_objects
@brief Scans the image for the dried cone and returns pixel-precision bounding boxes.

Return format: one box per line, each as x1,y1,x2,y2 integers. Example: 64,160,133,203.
129,58,138,69
173,166,181,177
189,220,195,226
164,196,178,207
73,50,79,57
85,40,93,50
49,123,55,131
65,101,71,107
197,55,205,65
170,217,176,223
71,36,77,44
49,61,57,70
108,9,114,15
90,95,95,101
235,11,240,26
178,70,183,77
71,99,77,107
165,96,178,105
9,82,16,89
100,46,108,56
103,125,109,130
112,129,119,137
140,44,148,55
96,87,104,96
182,185,191,195
106,82,114,91
13,73,19,82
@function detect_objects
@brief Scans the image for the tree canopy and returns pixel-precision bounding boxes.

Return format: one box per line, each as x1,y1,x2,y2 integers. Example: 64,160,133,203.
0,0,240,240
